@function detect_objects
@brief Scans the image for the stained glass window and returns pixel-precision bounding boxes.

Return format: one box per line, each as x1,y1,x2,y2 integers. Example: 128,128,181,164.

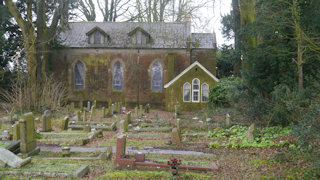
152,62,162,91
183,83,191,102
202,83,209,102
113,61,123,90
74,61,85,89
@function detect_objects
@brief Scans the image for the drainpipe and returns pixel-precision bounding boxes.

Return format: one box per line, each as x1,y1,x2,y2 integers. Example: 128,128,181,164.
137,49,140,106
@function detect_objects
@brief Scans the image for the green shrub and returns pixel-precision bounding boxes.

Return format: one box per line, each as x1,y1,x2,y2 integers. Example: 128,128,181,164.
208,77,241,107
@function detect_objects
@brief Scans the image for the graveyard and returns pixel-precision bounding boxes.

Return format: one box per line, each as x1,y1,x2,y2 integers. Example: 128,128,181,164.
0,101,313,179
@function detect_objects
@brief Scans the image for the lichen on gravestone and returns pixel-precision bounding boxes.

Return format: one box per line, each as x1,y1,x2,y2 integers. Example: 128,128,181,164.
246,123,256,140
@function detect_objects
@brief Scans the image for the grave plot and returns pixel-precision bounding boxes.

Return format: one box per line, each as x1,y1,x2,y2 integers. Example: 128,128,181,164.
37,130,103,146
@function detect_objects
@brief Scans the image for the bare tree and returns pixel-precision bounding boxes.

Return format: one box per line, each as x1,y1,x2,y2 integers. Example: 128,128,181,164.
77,0,96,21
97,0,131,22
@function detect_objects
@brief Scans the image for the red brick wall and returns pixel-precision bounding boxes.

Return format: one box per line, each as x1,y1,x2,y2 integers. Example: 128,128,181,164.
51,48,190,108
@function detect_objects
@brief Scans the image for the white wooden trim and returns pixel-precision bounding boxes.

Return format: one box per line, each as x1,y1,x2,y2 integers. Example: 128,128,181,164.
164,61,219,89
201,83,209,102
192,78,200,103
183,82,191,102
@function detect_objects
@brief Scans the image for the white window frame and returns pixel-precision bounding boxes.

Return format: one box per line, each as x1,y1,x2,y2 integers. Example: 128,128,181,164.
201,83,209,102
192,78,200,103
183,82,191,102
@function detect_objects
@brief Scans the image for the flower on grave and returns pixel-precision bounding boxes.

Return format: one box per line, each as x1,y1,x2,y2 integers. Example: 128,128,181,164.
167,158,182,169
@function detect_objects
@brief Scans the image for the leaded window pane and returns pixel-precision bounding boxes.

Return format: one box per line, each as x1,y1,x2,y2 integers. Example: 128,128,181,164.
183,83,191,102
202,83,209,102
152,62,162,91
74,61,85,89
113,61,123,90
193,91,199,101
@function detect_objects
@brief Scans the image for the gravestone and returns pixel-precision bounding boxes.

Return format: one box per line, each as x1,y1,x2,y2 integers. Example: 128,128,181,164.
79,99,83,111
41,114,52,132
111,104,114,115
62,116,69,130
115,134,126,159
20,112,39,155
127,111,131,124
93,100,97,107
119,120,127,133
76,111,81,122
176,119,181,135
83,111,87,122
44,110,52,116
225,113,231,127
154,112,159,120
174,105,178,119
89,105,95,121
0,119,2,129
135,106,138,118
171,128,181,146
84,124,91,132
102,107,106,118
246,123,256,140
12,122,20,140
108,99,112,115
70,102,75,113
145,104,150,113
87,101,91,112
0,148,31,168
139,105,143,117
114,102,118,113
119,102,122,114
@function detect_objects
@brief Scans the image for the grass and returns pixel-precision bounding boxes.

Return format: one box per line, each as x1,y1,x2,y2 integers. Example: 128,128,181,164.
0,141,10,148
0,163,81,173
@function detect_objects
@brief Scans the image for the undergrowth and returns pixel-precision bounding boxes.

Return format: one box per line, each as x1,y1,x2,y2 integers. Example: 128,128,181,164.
207,125,292,148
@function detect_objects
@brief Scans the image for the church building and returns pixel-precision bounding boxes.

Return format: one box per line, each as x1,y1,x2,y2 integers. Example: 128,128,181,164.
51,21,218,111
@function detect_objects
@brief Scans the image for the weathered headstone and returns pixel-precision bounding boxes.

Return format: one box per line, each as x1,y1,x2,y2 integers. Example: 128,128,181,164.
246,123,256,140
12,122,20,140
154,111,159,120
127,111,131,124
93,100,97,108
0,148,31,168
44,110,52,116
20,112,38,155
139,105,143,117
119,102,123,114
174,105,178,119
225,113,231,127
79,99,83,111
145,104,150,113
76,111,81,122
111,104,114,115
41,114,52,132
102,107,106,118
171,128,181,146
176,119,181,135
108,99,112,114
62,116,69,130
89,105,95,121
70,102,75,113
115,134,126,159
119,120,127,133
83,111,87,122
135,106,138,118
0,119,2,129
87,101,91,112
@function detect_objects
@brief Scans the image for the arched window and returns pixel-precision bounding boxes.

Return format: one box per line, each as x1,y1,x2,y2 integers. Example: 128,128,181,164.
74,61,85,89
192,78,200,102
151,62,162,91
201,83,209,102
113,61,123,90
183,82,191,102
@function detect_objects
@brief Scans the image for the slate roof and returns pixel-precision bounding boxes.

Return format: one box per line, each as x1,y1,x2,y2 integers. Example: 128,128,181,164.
191,33,216,49
58,22,216,49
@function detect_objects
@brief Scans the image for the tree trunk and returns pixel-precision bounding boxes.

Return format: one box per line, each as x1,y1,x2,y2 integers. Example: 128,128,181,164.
232,0,241,77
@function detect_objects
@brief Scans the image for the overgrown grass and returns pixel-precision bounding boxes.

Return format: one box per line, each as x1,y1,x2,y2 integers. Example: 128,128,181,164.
207,125,293,148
